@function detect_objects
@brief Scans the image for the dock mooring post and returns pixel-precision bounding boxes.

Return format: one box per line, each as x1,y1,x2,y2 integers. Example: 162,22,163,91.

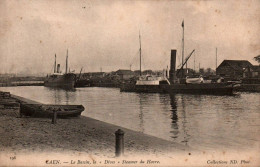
115,129,125,157
52,110,57,124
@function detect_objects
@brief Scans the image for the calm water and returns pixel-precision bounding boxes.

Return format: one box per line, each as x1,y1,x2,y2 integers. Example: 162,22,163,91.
1,86,259,151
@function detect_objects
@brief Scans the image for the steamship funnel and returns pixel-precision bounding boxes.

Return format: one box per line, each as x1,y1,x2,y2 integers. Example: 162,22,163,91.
169,50,177,82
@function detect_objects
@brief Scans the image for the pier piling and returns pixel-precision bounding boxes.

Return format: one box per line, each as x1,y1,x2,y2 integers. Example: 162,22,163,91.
115,129,125,157
52,110,57,124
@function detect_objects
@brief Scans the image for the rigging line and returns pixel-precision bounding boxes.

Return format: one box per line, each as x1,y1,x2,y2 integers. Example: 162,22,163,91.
50,65,54,74
130,51,140,69
130,50,142,69
130,50,140,65
173,42,182,69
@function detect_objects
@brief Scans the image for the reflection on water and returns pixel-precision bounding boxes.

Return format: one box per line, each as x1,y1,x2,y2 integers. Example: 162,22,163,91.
44,87,76,105
169,94,178,139
138,95,144,133
0,86,259,151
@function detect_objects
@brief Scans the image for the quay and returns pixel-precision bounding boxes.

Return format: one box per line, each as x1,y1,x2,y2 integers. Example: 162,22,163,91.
0,81,44,87
0,91,20,112
0,92,192,157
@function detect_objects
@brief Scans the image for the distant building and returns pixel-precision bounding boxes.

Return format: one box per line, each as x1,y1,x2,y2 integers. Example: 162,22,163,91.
82,72,105,78
216,60,253,79
115,69,135,80
243,65,260,78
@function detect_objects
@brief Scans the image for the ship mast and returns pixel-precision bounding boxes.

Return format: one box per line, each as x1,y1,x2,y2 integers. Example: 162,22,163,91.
194,50,195,72
216,48,218,73
139,31,142,76
66,49,68,74
181,20,185,78
54,54,56,73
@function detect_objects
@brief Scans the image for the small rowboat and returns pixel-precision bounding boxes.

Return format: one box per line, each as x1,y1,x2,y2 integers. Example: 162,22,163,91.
20,104,84,118
186,76,204,84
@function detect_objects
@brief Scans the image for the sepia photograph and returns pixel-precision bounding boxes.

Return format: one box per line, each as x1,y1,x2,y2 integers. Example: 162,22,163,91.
0,0,259,166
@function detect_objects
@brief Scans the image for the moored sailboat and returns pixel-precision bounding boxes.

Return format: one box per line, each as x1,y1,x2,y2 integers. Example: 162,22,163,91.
120,32,170,93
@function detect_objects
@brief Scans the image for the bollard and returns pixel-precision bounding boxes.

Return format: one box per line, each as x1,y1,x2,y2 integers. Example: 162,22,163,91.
115,129,125,157
52,110,57,124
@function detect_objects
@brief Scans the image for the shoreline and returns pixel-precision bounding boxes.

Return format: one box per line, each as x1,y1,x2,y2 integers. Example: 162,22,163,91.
1,92,260,166
0,108,191,157
1,91,192,157
1,111,259,166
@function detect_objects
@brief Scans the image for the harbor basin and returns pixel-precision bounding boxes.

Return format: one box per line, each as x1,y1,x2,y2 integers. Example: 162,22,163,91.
0,86,259,151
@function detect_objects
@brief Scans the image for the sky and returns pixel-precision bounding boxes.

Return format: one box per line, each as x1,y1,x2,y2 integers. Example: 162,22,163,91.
0,0,259,74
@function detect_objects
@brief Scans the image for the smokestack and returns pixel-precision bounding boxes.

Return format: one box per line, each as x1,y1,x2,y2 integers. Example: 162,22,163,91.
57,64,60,73
54,54,56,73
66,49,68,74
169,50,177,82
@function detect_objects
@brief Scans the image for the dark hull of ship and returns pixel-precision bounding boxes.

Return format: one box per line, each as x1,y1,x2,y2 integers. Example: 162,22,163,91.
120,83,167,93
44,73,76,88
120,83,234,95
74,79,91,88
167,83,234,95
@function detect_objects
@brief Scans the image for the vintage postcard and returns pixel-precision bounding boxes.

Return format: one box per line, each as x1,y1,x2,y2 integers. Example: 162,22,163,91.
0,0,259,166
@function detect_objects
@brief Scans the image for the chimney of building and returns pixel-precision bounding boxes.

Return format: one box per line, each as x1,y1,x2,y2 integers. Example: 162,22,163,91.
57,64,60,73
169,50,177,82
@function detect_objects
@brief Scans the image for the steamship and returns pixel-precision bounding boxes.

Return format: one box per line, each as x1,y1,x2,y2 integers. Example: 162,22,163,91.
166,50,234,95
120,24,234,95
166,21,234,95
120,50,234,95
44,50,76,88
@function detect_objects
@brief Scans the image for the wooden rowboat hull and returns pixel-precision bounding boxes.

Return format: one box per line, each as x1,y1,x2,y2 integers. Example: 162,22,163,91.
20,104,85,118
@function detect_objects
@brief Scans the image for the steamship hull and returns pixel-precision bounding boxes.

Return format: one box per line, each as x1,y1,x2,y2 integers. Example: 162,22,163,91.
120,83,168,93
120,83,234,95
44,73,76,88
166,83,234,95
